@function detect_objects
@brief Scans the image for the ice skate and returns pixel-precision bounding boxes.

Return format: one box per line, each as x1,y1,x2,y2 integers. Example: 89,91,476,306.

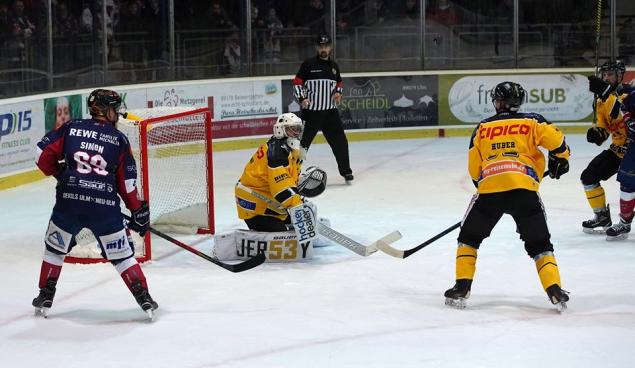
582,206,611,234
546,284,569,313
131,281,158,321
606,218,631,241
32,279,57,318
343,174,354,185
444,279,472,309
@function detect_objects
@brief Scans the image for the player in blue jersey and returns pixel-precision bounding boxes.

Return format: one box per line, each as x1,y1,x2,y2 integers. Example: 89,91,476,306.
31,89,158,319
601,83,635,240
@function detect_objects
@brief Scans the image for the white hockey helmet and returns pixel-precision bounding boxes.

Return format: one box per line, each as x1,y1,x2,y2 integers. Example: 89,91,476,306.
273,113,303,139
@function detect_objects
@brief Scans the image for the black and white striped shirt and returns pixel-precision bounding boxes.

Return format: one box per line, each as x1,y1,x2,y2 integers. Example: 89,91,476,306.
293,56,343,111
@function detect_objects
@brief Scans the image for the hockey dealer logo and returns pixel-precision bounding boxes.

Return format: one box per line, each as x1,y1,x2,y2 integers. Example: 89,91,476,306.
293,206,316,242
480,124,530,140
79,179,106,191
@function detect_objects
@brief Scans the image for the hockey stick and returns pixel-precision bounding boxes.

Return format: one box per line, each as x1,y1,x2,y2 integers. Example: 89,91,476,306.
376,221,461,259
123,215,265,273
592,0,603,127
236,183,401,256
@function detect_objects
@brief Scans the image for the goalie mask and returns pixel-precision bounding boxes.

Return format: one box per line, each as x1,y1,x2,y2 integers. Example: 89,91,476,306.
273,113,303,150
298,166,327,198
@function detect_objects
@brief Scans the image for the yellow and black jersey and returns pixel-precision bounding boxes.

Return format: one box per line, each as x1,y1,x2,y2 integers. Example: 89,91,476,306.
469,112,570,194
596,89,630,157
235,138,303,220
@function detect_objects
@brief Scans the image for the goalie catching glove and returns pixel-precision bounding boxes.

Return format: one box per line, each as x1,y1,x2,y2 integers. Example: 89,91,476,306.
297,166,327,198
128,201,150,236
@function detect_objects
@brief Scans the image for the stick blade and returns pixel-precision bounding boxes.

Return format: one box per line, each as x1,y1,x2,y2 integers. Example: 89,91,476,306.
218,253,266,273
376,239,406,258
364,230,402,256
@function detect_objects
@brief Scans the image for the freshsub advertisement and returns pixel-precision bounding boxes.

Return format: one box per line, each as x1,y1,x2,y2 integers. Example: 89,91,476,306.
439,73,594,124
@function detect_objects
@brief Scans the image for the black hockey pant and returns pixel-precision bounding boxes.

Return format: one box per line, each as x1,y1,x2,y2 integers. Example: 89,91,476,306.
300,109,352,177
457,189,554,258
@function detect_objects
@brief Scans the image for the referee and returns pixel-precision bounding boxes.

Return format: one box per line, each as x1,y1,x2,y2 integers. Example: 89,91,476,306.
293,34,354,183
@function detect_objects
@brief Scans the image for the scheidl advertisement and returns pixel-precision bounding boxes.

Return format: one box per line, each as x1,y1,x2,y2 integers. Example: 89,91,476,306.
281,75,438,129
0,100,44,175
440,74,594,124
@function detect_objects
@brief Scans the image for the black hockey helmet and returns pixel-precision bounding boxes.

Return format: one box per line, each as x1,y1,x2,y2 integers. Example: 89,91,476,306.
316,34,332,46
600,60,626,75
490,81,525,111
87,89,124,117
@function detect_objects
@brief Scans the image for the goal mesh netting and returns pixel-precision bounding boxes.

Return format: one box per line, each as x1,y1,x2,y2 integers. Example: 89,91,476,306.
65,107,214,264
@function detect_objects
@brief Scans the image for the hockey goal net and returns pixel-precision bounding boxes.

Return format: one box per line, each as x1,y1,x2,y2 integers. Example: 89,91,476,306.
65,107,215,264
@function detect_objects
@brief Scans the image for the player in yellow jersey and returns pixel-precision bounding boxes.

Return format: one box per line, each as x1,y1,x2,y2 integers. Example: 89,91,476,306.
581,60,629,233
445,81,571,311
235,113,326,232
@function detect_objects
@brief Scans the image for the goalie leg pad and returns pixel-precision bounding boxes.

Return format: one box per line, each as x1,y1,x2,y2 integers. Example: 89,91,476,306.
213,229,314,262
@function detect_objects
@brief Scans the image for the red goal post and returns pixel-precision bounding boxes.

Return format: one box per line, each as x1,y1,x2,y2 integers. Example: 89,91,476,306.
65,107,215,264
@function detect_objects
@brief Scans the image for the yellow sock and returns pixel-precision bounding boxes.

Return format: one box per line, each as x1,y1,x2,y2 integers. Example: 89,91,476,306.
585,186,606,211
456,244,477,280
535,252,562,290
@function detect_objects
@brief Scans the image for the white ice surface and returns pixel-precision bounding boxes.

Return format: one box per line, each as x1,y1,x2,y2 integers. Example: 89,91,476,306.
1,135,634,368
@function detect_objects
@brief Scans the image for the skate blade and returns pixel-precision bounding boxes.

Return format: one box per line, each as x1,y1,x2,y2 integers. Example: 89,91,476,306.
583,227,610,235
606,233,629,241
145,309,156,322
34,307,49,318
555,301,567,313
445,297,467,309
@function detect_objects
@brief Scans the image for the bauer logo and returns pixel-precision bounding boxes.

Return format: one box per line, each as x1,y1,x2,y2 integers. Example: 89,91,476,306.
448,74,593,122
0,110,33,139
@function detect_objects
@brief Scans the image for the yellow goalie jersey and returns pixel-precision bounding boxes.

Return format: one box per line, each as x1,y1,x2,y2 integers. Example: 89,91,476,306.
469,112,570,194
596,91,629,157
235,138,303,220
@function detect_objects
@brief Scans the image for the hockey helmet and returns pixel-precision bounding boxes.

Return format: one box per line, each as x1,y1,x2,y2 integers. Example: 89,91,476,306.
87,89,125,117
298,166,327,198
316,34,332,46
599,60,626,75
490,81,525,112
273,113,303,139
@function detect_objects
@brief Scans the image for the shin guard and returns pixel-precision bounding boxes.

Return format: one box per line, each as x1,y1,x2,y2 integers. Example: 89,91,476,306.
455,244,477,280
534,251,562,290
584,185,606,212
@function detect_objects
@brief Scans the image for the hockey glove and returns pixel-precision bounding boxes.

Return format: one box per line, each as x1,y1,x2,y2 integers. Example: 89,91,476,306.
586,126,609,146
547,153,569,179
53,161,67,181
588,75,615,101
128,201,150,236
